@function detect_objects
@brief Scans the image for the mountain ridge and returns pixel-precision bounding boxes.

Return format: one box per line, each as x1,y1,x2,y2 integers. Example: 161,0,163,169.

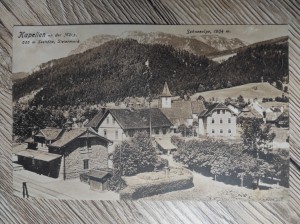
68,31,247,57
13,37,288,107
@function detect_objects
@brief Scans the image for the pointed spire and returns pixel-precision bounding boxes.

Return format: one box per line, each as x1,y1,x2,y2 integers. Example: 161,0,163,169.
161,82,172,97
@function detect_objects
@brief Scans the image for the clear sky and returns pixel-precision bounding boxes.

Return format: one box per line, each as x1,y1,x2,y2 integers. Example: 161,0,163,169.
13,25,287,73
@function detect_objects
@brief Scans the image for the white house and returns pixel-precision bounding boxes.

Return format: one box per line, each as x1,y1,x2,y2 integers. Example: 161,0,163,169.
95,108,174,142
198,103,237,137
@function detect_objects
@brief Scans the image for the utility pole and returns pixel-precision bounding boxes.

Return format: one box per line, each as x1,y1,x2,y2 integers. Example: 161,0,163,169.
145,59,152,139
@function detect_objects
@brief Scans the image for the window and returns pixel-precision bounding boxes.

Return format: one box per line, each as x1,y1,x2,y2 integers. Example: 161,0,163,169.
113,117,116,124
128,130,134,137
217,110,220,114
106,117,109,124
162,128,167,135
212,129,215,134
104,129,107,137
228,118,231,123
222,109,225,114
220,129,223,134
83,159,89,169
228,129,231,133
155,128,159,135
212,118,215,124
220,118,223,124
87,140,91,149
115,130,118,139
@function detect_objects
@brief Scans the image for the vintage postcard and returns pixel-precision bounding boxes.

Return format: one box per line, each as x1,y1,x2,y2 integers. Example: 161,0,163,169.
12,25,289,201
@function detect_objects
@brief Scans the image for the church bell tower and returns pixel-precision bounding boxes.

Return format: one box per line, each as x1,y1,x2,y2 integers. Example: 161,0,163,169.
161,82,172,108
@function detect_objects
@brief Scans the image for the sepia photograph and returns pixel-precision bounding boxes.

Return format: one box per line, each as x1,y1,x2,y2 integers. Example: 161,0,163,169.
12,25,289,201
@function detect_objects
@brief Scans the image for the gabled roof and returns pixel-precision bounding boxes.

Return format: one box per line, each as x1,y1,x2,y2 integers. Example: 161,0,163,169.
199,103,230,117
88,170,112,180
156,138,177,150
160,100,206,126
238,108,263,119
276,110,289,121
161,101,192,119
161,82,172,97
103,108,173,130
35,128,63,140
266,112,282,122
85,109,106,128
50,128,112,148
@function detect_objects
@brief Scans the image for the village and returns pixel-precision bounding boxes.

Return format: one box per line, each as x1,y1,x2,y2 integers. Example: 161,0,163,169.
12,81,289,200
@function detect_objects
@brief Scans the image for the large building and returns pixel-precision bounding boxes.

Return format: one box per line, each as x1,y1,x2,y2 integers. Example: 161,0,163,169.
16,127,112,180
95,108,174,142
198,103,237,137
159,82,206,133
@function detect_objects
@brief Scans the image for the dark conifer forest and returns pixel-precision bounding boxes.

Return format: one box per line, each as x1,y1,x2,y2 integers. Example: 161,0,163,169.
13,38,288,107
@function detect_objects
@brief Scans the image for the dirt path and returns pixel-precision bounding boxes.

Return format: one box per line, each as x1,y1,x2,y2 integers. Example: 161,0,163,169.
13,170,120,200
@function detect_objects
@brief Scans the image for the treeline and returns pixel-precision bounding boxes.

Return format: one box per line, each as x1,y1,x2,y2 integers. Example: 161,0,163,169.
13,38,288,107
207,43,288,89
172,133,288,188
173,117,289,188
13,104,99,140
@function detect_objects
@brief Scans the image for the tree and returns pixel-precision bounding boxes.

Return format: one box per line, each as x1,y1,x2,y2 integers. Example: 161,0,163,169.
197,95,205,102
237,95,245,103
197,84,205,92
275,80,283,90
241,118,275,158
112,131,158,176
224,97,233,105
178,124,193,137
108,168,127,191
241,118,277,187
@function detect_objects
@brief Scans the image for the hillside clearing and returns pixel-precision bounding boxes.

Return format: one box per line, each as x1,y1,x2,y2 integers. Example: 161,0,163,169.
190,83,286,102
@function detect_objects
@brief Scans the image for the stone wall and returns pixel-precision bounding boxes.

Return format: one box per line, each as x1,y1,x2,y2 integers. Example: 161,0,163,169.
63,138,108,179
120,168,193,200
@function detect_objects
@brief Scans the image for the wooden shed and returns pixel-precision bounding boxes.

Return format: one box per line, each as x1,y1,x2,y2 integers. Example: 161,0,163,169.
88,170,112,192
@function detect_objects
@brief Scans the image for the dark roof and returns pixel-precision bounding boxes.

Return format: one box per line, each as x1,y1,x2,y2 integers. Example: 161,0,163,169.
88,170,112,180
35,128,63,140
85,109,106,128
105,108,173,129
50,128,112,148
199,103,230,117
275,110,289,121
15,149,62,162
161,82,172,97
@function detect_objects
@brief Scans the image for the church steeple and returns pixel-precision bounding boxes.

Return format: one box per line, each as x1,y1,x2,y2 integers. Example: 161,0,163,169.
161,82,172,108
161,82,172,97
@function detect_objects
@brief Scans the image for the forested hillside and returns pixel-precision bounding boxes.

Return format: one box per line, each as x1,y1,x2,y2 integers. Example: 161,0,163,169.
13,38,288,107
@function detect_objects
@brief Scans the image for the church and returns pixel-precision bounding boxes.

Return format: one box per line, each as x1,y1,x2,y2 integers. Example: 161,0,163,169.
159,82,205,136
158,82,237,138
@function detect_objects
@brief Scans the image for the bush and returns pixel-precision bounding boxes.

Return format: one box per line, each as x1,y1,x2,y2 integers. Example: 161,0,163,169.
112,131,158,176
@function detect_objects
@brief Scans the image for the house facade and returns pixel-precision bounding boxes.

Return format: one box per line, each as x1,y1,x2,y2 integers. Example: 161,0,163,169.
97,108,174,142
198,103,237,137
25,128,64,150
16,128,112,180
